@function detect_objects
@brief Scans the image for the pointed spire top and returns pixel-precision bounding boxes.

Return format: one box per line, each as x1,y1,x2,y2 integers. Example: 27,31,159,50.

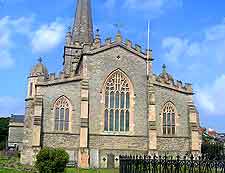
72,0,93,44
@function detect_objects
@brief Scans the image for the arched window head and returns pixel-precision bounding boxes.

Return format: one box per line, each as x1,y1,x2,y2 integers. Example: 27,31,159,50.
103,69,133,132
162,102,176,135
54,96,71,131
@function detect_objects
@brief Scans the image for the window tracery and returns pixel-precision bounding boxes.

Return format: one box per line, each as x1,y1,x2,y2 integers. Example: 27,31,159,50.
54,96,71,131
162,102,176,135
104,70,131,132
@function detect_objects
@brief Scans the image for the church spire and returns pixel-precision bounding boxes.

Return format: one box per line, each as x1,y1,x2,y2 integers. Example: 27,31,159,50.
72,0,94,44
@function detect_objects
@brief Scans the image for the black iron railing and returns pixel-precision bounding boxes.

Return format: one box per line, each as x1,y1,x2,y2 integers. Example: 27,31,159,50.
119,155,225,173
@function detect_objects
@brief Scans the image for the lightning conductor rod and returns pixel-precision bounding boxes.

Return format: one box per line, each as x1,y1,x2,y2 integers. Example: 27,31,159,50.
147,20,151,76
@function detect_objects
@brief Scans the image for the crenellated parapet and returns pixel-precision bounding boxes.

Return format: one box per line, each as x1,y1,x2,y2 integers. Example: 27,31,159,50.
36,72,82,86
154,65,193,94
89,30,148,59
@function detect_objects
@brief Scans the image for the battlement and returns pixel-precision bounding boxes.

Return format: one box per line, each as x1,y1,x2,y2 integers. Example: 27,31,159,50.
37,71,81,86
91,31,148,58
64,31,149,59
154,74,193,94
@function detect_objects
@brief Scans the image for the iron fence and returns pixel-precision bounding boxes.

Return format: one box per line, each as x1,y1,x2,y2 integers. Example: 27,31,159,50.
119,155,225,173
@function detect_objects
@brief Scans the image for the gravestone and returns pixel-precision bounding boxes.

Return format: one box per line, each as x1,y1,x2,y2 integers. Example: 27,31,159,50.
90,149,99,168
107,153,115,168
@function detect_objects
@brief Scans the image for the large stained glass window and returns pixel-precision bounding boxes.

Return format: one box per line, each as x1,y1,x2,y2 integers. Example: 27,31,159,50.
162,102,176,135
54,96,71,131
104,70,131,132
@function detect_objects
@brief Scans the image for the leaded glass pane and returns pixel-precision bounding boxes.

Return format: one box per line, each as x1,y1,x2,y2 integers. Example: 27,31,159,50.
55,108,59,130
104,110,108,131
120,110,124,131
172,126,175,135
55,108,60,120
172,113,175,125
167,113,171,126
115,110,119,131
110,91,114,108
125,111,129,131
163,127,166,134
60,108,64,130
126,93,130,109
115,92,119,108
105,91,109,108
109,109,114,131
167,127,171,135
65,108,69,131
163,113,166,125
120,92,125,108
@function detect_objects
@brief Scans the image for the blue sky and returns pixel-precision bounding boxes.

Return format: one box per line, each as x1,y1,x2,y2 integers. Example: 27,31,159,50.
0,0,225,132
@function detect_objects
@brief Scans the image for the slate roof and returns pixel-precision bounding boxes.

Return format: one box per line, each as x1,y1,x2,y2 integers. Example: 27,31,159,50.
10,114,24,123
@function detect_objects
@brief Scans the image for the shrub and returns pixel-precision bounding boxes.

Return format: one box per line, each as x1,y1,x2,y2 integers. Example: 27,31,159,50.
35,147,69,173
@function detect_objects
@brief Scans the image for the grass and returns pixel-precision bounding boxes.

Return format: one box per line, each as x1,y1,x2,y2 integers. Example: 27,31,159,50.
0,155,119,173
0,168,119,173
66,168,119,173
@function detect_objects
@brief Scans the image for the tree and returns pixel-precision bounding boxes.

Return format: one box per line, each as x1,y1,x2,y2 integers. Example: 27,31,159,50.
0,117,9,150
35,147,69,173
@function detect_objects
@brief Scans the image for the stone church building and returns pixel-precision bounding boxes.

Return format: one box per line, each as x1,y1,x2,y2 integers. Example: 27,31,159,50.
20,0,201,168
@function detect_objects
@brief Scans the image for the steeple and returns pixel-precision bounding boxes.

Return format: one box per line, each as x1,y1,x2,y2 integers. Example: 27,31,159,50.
72,0,94,44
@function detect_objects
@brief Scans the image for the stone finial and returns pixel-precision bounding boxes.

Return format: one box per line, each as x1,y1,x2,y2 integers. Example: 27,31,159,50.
94,29,101,48
115,31,122,43
30,57,48,78
38,57,42,63
162,64,167,75
65,27,72,45
126,39,132,48
59,71,65,79
105,38,112,45
176,80,182,88
135,44,141,52
185,83,193,92
49,73,56,81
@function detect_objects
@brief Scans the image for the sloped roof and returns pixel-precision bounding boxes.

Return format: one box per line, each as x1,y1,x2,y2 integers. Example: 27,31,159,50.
10,114,24,123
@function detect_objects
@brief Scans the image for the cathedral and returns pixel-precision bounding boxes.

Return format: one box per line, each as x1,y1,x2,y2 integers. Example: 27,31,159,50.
20,0,201,168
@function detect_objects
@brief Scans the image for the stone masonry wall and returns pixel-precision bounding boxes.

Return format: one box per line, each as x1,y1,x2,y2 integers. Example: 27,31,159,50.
8,124,24,149
155,85,191,154
89,135,148,151
87,46,148,137
39,81,81,135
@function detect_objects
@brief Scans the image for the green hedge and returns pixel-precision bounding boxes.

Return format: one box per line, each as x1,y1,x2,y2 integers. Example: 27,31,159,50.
35,147,69,173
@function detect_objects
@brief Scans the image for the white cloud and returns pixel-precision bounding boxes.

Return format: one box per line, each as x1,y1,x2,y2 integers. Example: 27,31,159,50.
103,0,182,17
0,16,33,69
196,74,225,116
123,0,182,13
0,50,14,69
0,96,24,116
162,19,225,63
31,21,65,53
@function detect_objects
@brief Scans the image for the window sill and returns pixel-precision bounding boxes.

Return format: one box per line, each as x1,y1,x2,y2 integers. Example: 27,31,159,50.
101,131,131,136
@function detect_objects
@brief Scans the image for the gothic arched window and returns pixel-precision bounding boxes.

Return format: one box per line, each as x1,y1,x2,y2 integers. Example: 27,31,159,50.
162,102,176,135
103,70,132,132
54,96,71,131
